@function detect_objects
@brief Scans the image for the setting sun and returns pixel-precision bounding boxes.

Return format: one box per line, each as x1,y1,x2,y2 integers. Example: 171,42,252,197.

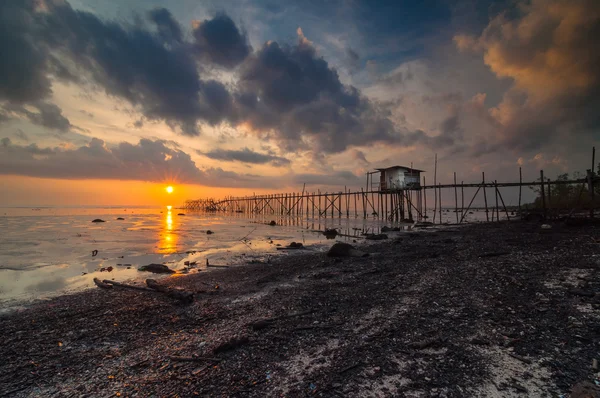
166,186,174,194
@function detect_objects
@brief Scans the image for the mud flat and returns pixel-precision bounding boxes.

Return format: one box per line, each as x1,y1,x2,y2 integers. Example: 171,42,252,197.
1,221,600,397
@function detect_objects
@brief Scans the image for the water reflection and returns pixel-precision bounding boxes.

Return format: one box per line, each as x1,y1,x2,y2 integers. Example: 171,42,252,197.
161,205,177,253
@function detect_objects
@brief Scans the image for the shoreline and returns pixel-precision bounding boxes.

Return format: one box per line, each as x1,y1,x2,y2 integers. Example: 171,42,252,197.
2,221,599,397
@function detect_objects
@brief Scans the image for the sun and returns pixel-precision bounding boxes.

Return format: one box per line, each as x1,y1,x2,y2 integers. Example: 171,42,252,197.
166,186,174,194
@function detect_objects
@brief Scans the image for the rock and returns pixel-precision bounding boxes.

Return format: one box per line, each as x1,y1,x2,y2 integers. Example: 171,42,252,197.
91,219,105,223
323,229,338,238
570,381,600,398
288,242,303,248
327,242,368,258
177,213,185,216
206,230,214,235
381,226,392,232
365,234,388,240
116,217,125,220
138,263,175,274
268,220,277,226
541,224,552,229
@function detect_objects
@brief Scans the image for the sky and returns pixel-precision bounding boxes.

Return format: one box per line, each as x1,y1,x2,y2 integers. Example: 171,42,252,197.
0,0,598,206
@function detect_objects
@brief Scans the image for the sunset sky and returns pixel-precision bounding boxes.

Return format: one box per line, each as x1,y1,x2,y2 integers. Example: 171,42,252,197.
0,0,598,206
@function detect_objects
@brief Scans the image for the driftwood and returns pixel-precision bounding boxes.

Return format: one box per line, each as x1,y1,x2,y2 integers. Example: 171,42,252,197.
146,279,194,304
507,352,532,364
168,355,221,363
98,279,194,303
249,310,313,330
93,278,112,289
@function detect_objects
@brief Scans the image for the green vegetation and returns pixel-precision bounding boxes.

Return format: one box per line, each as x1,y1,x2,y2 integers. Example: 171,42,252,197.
528,168,600,211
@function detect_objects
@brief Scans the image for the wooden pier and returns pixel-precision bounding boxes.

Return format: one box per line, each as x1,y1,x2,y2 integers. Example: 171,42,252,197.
183,169,599,224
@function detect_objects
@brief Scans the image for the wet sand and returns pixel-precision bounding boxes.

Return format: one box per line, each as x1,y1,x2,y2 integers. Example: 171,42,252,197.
1,221,599,397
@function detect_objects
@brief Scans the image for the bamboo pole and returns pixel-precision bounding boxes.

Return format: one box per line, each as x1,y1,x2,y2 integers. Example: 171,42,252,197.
518,167,522,213
438,183,442,224
433,154,438,223
423,176,427,220
494,180,499,222
540,170,546,220
454,172,458,223
482,172,489,222
461,181,464,222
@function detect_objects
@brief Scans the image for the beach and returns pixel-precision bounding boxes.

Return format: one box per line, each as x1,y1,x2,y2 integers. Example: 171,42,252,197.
1,220,599,397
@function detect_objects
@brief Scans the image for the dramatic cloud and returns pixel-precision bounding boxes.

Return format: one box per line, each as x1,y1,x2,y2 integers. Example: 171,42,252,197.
236,34,410,153
0,136,358,188
0,137,205,182
0,1,240,135
455,0,600,151
192,14,252,68
200,147,291,167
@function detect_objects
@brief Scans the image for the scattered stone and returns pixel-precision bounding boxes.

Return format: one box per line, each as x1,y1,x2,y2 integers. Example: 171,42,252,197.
323,229,338,238
268,220,277,226
327,242,368,258
116,217,125,220
177,213,185,216
288,242,303,248
206,230,214,235
365,234,388,240
138,263,175,274
91,219,105,223
570,381,600,398
213,336,250,354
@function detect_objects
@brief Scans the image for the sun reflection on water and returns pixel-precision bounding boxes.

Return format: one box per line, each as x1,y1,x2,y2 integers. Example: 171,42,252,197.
161,205,176,253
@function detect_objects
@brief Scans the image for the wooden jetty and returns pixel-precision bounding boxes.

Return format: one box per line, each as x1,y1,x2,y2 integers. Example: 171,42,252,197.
183,149,599,224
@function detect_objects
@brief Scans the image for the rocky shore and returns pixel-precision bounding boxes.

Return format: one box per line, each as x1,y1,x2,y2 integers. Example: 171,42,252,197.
1,221,600,397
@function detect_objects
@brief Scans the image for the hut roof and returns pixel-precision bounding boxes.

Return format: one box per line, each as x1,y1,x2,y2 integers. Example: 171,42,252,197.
375,165,425,173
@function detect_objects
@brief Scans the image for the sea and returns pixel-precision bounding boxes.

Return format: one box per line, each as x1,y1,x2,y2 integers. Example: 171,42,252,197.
0,206,493,311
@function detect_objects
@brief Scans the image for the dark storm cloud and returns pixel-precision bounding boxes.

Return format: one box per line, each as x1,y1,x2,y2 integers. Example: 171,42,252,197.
0,0,420,155
148,7,183,44
200,147,290,167
0,1,53,104
236,39,409,153
16,102,71,132
0,1,242,135
192,13,252,68
37,1,236,135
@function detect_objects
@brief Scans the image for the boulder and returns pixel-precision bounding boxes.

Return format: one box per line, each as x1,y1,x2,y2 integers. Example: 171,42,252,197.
91,219,105,223
138,263,175,274
327,242,368,258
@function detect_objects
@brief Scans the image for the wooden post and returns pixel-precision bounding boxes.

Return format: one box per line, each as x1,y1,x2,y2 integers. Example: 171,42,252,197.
438,183,442,224
540,170,546,220
592,146,596,219
482,172,489,222
461,181,464,222
454,172,458,224
588,169,595,218
515,168,521,216
494,180,499,222
423,177,427,220
433,153,438,223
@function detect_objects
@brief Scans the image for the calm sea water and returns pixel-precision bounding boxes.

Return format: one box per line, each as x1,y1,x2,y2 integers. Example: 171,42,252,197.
0,206,493,310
